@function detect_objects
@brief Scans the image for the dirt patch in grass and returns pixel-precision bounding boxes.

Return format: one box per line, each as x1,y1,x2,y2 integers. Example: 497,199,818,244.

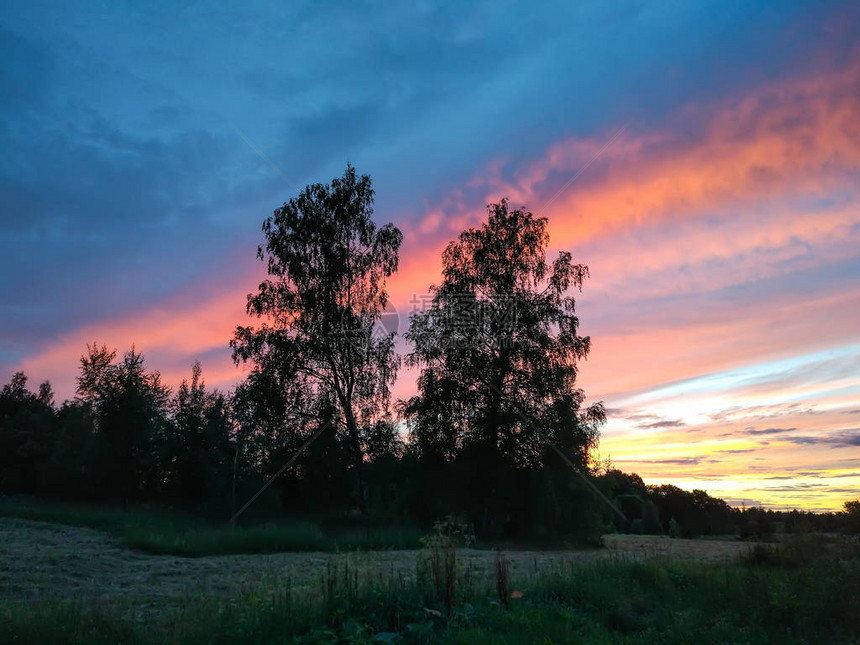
0,518,751,614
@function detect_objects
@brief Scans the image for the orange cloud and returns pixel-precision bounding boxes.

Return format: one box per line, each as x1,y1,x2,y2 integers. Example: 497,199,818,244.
401,59,860,330
539,65,860,245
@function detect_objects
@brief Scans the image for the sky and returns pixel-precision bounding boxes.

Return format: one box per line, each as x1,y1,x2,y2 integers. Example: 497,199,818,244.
2,1,859,511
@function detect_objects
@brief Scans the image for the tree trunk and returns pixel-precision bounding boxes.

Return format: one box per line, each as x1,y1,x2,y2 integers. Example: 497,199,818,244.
342,401,368,514
230,433,241,529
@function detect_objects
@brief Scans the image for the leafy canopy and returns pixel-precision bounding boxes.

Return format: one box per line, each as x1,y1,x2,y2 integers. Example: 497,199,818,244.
231,165,403,497
405,199,604,468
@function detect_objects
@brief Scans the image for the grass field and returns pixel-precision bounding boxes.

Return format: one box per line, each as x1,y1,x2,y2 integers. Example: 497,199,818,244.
0,496,425,556
0,517,749,607
3,515,858,643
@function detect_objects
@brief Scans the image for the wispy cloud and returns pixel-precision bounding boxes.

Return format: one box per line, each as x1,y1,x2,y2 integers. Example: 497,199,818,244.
638,420,687,429
744,427,797,436
785,432,860,447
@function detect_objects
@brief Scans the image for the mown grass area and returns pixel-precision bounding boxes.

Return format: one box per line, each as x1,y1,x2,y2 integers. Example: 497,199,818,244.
0,496,424,556
2,534,858,643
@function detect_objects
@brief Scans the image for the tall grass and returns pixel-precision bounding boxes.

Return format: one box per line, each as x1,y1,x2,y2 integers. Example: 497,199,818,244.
0,496,423,556
2,535,858,643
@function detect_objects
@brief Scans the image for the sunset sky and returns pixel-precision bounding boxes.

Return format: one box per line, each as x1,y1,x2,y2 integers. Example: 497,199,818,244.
2,1,858,511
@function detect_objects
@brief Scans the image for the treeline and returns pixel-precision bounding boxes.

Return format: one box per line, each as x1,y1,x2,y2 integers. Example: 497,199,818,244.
1,368,858,539
0,348,608,541
596,469,858,538
2,165,857,543
0,357,234,512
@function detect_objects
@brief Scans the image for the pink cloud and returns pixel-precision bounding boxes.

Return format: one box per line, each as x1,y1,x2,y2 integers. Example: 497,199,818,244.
18,282,256,401
447,61,860,251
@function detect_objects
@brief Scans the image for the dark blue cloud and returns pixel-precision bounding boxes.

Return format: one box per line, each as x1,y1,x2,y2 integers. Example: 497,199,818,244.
785,432,860,447
638,419,686,429
1,0,857,374
745,427,798,435
0,27,55,111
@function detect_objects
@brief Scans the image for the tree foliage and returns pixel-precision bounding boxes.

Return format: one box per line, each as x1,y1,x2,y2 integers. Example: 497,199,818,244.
844,499,860,534
646,484,734,538
163,362,233,509
0,372,56,493
76,344,170,502
231,164,402,510
405,199,603,467
403,199,605,535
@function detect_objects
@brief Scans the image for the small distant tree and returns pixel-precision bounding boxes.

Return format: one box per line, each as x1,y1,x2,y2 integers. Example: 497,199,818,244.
231,165,402,511
0,372,57,494
164,362,233,510
76,344,170,503
843,499,860,534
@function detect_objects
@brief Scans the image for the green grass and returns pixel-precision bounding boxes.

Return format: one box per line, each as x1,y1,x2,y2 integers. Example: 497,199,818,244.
2,534,858,643
0,496,423,556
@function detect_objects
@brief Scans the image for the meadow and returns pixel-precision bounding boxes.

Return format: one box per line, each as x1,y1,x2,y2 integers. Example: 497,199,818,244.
0,496,426,556
1,505,858,643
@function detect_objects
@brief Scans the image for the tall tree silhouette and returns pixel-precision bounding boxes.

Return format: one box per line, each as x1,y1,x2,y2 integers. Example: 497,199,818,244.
231,164,402,511
405,199,604,529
